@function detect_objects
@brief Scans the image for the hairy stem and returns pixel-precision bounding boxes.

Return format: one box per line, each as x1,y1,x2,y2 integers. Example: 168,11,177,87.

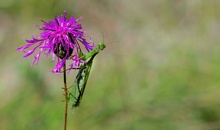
63,63,68,130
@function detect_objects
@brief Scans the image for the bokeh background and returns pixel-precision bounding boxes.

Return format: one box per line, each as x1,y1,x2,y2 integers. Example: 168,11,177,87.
1,0,220,130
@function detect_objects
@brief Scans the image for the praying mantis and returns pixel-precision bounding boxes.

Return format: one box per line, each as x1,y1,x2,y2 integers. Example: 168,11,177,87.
69,42,106,109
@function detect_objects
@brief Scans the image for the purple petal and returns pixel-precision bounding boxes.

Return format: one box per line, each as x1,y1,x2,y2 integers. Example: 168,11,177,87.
17,11,95,74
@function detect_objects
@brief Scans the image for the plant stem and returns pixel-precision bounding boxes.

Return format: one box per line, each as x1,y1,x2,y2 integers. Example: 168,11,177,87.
63,63,68,130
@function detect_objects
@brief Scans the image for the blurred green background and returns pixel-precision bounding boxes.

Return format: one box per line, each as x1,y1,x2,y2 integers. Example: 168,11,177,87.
1,0,220,130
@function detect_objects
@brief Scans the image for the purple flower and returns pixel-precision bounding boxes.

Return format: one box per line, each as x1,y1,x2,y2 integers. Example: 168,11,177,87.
17,11,94,73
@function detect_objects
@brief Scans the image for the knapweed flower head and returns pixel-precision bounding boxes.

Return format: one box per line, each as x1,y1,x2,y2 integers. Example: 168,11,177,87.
17,11,94,73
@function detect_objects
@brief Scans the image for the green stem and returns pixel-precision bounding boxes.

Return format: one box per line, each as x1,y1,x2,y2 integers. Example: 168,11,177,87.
63,63,68,130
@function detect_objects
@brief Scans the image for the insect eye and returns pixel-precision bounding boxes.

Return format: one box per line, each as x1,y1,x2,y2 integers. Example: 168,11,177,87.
99,42,106,50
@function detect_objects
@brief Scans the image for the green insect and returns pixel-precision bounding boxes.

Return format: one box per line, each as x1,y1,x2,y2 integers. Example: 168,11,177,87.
69,42,106,109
